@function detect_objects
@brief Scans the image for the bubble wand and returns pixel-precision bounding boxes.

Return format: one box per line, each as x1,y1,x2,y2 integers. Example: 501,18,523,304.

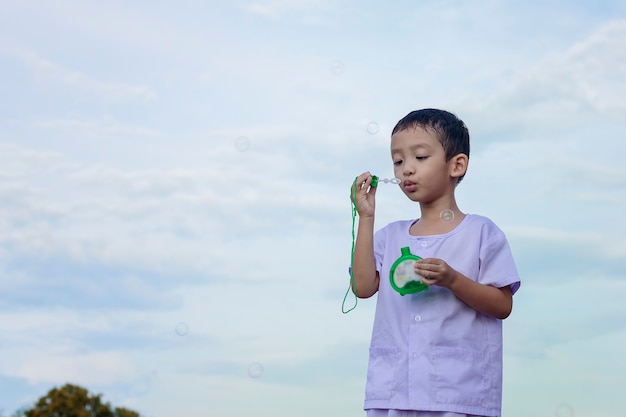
342,175,400,313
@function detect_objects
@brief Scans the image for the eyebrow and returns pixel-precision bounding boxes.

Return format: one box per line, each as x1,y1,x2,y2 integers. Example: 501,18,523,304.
391,143,431,154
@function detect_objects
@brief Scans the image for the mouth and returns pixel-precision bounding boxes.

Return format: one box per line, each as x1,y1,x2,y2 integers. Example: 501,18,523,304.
403,181,417,192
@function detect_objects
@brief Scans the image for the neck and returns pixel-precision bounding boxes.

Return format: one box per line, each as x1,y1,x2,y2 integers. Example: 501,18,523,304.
410,197,465,236
419,196,461,221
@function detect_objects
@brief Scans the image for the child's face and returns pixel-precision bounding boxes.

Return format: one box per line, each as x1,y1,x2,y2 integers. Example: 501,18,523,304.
390,126,455,203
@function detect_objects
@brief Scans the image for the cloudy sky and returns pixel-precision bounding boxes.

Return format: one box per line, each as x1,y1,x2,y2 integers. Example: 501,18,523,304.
1,1,625,416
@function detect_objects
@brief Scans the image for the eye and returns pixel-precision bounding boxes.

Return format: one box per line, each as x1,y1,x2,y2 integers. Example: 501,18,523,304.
416,155,428,161
393,160,403,166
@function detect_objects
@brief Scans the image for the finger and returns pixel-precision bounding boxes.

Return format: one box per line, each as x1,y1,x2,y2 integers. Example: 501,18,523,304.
420,274,435,283
415,260,429,269
368,180,378,197
356,171,371,185
351,172,369,198
414,265,428,278
421,274,435,286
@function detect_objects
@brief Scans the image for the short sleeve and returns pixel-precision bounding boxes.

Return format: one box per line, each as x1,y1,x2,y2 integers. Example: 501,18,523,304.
478,225,521,294
373,227,386,274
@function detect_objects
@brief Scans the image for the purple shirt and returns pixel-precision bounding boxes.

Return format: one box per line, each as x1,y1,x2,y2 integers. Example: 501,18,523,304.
364,214,521,417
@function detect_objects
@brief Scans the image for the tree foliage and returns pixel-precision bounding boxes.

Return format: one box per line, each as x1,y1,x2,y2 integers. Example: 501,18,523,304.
20,384,140,417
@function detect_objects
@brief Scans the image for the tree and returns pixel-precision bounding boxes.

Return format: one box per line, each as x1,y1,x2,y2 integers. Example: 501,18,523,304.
22,384,140,417
112,409,139,417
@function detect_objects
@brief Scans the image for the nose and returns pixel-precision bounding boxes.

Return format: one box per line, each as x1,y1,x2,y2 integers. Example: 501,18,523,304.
402,161,415,177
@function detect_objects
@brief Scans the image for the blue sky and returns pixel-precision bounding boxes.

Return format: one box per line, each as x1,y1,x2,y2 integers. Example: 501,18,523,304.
1,1,625,416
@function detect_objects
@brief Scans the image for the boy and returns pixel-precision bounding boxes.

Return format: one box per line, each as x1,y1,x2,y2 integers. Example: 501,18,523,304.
351,109,521,417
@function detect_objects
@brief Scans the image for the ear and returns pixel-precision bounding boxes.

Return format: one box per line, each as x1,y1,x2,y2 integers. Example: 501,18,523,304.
449,153,468,181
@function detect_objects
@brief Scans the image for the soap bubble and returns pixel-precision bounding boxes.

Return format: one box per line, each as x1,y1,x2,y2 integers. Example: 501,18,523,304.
330,60,344,75
555,403,574,417
440,209,454,223
234,136,250,152
366,121,379,135
175,322,189,336
247,362,264,379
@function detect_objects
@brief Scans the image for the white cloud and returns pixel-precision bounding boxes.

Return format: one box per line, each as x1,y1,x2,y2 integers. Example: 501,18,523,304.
460,19,626,133
0,42,157,100
241,0,334,20
7,351,136,386
0,141,354,288
33,116,161,137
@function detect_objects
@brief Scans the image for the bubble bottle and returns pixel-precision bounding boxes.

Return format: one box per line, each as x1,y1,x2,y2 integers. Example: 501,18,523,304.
389,247,428,295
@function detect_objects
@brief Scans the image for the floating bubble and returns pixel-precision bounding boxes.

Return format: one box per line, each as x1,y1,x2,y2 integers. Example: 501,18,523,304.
366,121,379,135
175,322,189,336
247,362,264,379
234,136,250,152
330,60,344,75
440,209,454,223
555,403,574,417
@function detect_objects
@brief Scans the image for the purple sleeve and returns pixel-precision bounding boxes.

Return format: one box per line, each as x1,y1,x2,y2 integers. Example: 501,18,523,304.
373,226,386,274
478,226,521,294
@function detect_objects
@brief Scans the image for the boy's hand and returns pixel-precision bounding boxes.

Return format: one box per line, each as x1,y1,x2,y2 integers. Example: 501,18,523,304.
351,172,377,218
414,258,458,288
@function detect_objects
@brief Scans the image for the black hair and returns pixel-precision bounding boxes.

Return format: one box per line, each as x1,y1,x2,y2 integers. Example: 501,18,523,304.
392,108,470,183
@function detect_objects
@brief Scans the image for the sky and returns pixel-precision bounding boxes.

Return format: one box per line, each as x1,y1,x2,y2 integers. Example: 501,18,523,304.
0,1,625,416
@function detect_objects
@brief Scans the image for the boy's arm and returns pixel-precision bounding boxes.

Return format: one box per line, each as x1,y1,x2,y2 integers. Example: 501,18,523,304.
352,215,380,298
446,274,512,319
350,172,380,299
415,258,513,319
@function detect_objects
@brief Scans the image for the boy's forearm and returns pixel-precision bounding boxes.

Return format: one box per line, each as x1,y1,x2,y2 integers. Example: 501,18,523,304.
448,272,513,319
352,216,379,298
